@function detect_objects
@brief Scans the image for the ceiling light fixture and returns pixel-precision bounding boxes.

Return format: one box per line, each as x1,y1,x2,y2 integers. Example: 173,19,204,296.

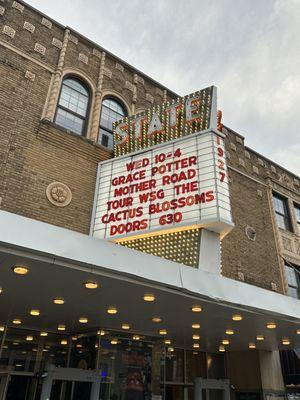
143,294,155,302
159,329,167,335
256,335,264,341
193,343,200,349
12,319,21,325
219,345,225,352
122,324,130,330
192,334,200,340
249,343,256,349
222,339,229,345
297,329,300,335
191,306,202,313
40,332,48,337
232,314,243,321
79,317,88,324
53,298,65,305
12,266,28,275
0,326,5,332
192,323,200,329
225,329,234,335
107,306,118,315
282,338,290,345
133,335,140,340
58,324,66,331
97,330,106,336
84,281,98,289
168,347,174,352
266,322,276,329
164,339,171,345
111,339,118,345
61,339,67,345
30,309,40,316
26,335,33,341
152,317,162,323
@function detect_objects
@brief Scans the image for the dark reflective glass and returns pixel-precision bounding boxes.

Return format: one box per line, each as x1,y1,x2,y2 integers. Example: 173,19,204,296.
99,98,126,149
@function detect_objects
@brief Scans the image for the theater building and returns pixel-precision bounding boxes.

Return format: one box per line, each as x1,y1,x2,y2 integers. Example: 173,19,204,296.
0,1,299,399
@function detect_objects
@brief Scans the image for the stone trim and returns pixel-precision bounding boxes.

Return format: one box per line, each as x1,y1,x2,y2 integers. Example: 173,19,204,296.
146,93,154,104
125,80,134,92
46,181,72,207
52,38,62,49
245,150,251,159
103,67,112,78
155,88,164,97
236,136,243,144
23,21,35,34
25,70,35,81
115,62,124,72
92,48,101,58
253,166,259,175
2,25,15,39
69,34,78,45
228,166,267,187
78,53,88,64
136,75,144,85
0,6,5,16
238,158,245,167
230,142,236,151
34,43,46,55
41,17,52,29
12,1,24,13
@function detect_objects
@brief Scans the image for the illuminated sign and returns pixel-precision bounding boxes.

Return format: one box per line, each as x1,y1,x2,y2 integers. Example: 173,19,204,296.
92,129,233,241
113,86,217,157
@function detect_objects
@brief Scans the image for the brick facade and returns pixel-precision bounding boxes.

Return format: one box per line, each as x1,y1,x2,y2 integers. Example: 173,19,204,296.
0,0,299,296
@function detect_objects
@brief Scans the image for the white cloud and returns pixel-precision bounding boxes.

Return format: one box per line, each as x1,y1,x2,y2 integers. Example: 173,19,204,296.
27,0,300,174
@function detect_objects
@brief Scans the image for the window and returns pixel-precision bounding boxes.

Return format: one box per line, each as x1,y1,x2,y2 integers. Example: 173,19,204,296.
284,262,300,299
294,204,300,234
99,98,126,149
273,194,291,231
55,77,90,135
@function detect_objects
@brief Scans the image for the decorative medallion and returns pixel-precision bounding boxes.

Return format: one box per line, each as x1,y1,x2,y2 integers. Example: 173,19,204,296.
46,182,72,207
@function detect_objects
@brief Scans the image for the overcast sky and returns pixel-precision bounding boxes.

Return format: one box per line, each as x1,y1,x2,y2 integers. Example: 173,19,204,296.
28,0,300,174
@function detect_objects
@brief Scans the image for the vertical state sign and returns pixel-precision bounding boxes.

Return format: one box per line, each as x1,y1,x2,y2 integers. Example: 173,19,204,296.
92,130,233,241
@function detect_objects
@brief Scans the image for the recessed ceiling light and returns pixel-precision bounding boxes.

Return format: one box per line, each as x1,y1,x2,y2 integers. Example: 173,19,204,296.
222,339,229,345
76,344,82,348
12,266,28,275
266,322,276,329
79,317,88,324
282,338,290,345
152,317,162,323
249,343,256,349
57,324,66,331
111,339,118,345
219,345,225,352
0,326,5,332
15,364,22,367
192,323,200,329
232,314,243,321
168,347,174,352
12,319,21,325
84,281,98,289
53,298,65,305
26,335,33,341
133,335,140,340
61,339,67,345
164,339,171,345
193,343,200,349
40,332,48,337
0,288,3,294
107,306,118,315
143,294,155,302
30,309,40,316
97,330,106,336
256,335,264,341
192,334,200,340
191,306,202,313
72,336,78,341
159,329,167,335
225,329,234,335
13,342,19,345
297,329,300,335
122,323,130,330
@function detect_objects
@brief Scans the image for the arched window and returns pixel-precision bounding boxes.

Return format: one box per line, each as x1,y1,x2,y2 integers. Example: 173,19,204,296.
55,77,90,135
99,98,127,148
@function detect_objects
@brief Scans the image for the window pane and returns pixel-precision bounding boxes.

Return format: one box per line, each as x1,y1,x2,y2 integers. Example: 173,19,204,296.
284,265,298,287
294,205,300,224
287,286,300,299
64,78,89,96
165,348,184,382
276,214,288,230
56,108,84,135
273,196,285,214
99,98,126,149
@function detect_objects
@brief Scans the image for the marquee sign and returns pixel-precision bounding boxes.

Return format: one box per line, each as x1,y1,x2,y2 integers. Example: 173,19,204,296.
92,129,233,241
113,86,217,157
